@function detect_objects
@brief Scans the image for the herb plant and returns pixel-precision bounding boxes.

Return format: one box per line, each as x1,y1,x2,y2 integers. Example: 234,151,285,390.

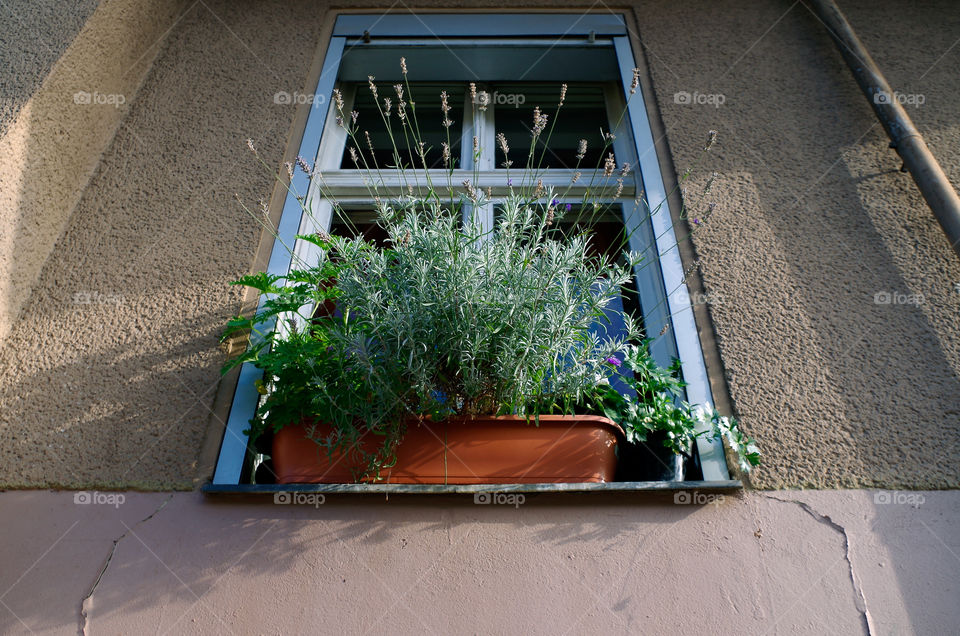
224,194,643,476
223,59,759,479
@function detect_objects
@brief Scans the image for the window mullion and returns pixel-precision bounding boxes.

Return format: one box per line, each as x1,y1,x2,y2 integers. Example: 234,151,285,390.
459,87,475,171
304,83,355,234
476,87,495,171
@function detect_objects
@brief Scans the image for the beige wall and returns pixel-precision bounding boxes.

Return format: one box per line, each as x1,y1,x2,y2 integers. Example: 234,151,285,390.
0,0,191,346
640,0,960,488
0,0,957,490
0,0,98,135
2,489,958,634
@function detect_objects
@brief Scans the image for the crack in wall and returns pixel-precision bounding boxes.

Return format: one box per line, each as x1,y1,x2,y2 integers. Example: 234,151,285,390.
763,494,875,636
77,494,174,636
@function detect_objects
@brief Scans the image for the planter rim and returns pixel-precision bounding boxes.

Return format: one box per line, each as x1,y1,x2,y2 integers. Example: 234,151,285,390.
401,413,625,437
294,413,626,441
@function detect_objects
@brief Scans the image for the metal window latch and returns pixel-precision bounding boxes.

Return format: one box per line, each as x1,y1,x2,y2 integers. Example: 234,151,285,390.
363,30,371,43
588,30,596,44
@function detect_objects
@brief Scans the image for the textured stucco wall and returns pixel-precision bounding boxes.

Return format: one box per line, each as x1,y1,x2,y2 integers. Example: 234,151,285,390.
0,0,957,490
0,0,99,135
637,0,960,488
0,0,190,344
1,490,957,634
0,0,331,488
1,4,958,635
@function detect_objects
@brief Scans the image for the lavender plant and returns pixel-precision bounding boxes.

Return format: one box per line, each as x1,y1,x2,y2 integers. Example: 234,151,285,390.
223,59,758,479
225,193,643,477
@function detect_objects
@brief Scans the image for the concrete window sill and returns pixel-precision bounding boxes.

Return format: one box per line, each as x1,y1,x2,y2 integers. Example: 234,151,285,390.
202,480,742,496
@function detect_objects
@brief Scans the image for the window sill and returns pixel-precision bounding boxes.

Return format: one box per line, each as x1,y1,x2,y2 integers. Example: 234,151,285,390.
202,479,741,496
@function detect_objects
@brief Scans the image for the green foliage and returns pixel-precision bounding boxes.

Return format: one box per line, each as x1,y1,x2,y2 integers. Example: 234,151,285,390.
586,343,760,471
225,68,760,479
698,407,762,474
225,196,645,477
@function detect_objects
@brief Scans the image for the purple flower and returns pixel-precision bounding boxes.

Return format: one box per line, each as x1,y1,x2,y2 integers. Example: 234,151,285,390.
507,178,513,187
605,357,622,367
692,218,701,226
565,203,572,212
551,198,560,207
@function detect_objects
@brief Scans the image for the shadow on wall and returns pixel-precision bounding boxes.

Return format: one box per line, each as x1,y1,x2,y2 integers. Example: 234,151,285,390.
0,0,98,136
4,489,958,634
743,145,960,488
643,0,960,490
0,1,223,488
0,489,714,634
0,0,190,343
0,301,233,488
2,0,957,489
0,0,331,489
866,491,960,634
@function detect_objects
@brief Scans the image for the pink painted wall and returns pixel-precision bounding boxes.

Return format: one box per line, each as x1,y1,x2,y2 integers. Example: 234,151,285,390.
1,490,957,634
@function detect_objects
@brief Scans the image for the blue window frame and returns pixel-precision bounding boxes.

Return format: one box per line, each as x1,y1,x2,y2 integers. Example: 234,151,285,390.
210,13,731,487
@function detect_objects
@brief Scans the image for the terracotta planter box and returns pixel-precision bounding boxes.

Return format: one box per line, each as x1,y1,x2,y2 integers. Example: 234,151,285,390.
271,415,624,484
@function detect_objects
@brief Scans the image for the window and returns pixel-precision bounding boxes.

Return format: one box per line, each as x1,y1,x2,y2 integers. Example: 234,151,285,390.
209,13,732,490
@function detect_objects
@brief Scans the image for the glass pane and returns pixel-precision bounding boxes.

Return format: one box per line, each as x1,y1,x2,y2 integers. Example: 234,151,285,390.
492,84,612,170
548,208,628,262
557,207,643,334
314,209,388,321
337,43,621,83
494,202,642,399
493,202,640,312
329,208,389,246
340,83,465,170
494,203,628,260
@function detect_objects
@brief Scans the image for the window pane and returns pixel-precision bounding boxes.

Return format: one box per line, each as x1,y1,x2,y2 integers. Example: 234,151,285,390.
329,208,389,246
548,207,627,262
314,209,387,321
493,84,611,170
494,202,644,330
337,43,621,83
553,206,643,329
495,203,627,260
340,83,465,170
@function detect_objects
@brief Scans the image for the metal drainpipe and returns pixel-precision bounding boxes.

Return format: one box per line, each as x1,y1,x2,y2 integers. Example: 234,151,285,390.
809,0,960,259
